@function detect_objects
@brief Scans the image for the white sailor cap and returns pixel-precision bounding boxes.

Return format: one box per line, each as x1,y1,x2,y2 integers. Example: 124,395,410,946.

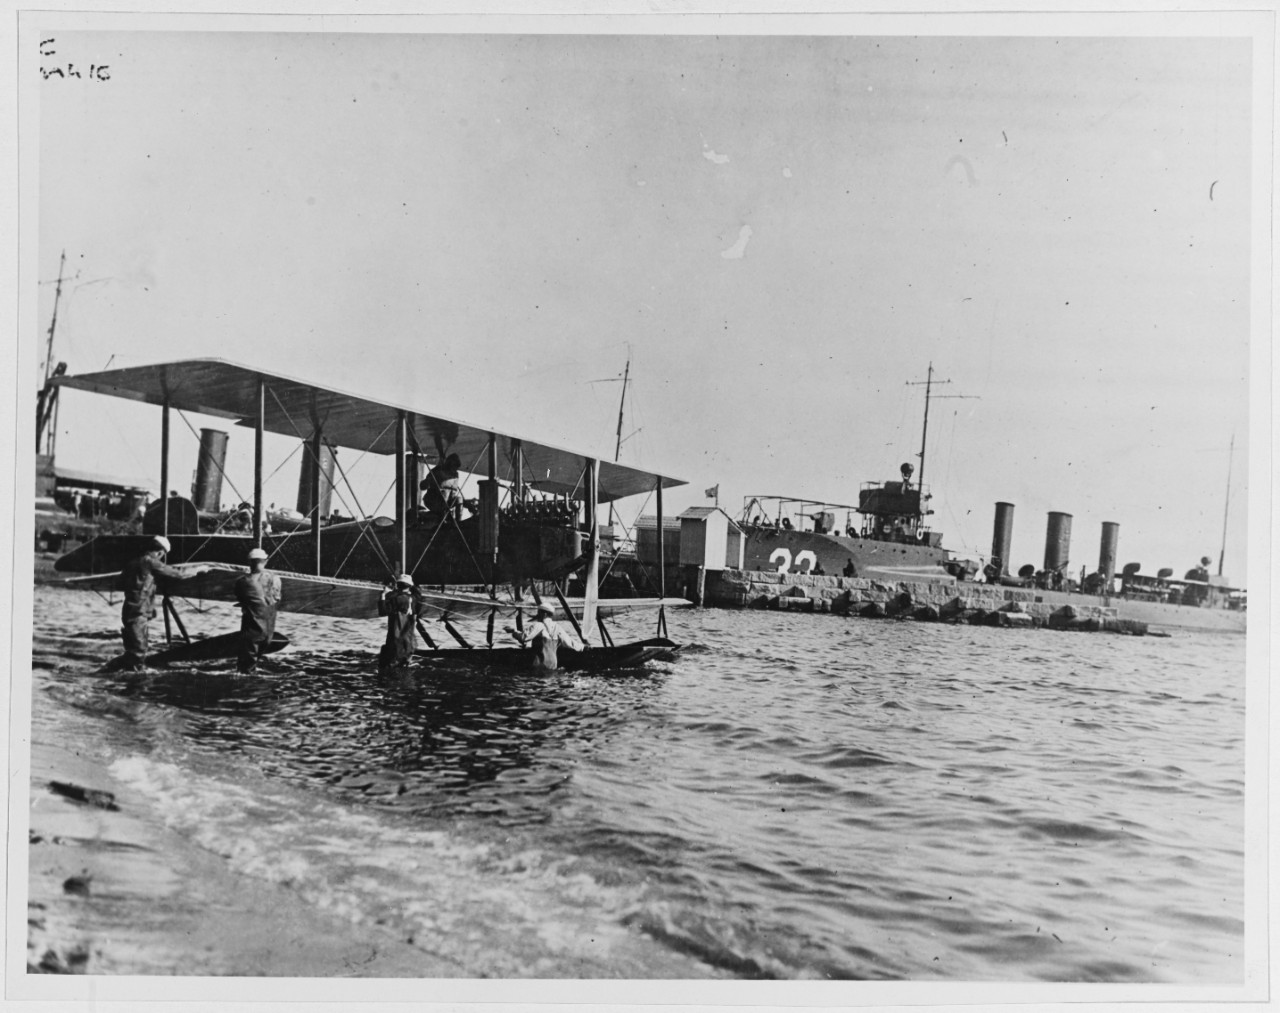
396,573,415,587
152,535,171,552
247,547,269,561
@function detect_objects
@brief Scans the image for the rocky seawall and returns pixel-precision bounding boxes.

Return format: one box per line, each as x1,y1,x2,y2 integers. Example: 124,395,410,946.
704,569,1153,635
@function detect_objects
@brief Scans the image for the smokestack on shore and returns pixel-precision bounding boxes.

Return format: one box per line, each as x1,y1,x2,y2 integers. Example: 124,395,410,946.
1099,521,1120,589
991,502,1015,575
192,428,229,513
297,442,338,519
1044,511,1073,573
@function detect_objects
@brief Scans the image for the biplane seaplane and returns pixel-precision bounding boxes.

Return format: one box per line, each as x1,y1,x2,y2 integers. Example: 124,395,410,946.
51,359,688,671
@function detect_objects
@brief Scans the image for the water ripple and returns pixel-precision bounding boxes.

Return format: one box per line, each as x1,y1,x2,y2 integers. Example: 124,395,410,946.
28,587,1247,982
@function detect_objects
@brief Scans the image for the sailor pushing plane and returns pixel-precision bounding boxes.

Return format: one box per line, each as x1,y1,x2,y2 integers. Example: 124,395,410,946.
234,547,281,674
113,535,208,670
378,573,421,670
505,603,585,672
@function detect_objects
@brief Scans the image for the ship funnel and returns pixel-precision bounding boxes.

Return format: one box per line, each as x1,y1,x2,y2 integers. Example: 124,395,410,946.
192,428,229,513
403,453,427,517
1098,522,1119,590
297,441,338,520
991,502,1015,575
1044,511,1073,573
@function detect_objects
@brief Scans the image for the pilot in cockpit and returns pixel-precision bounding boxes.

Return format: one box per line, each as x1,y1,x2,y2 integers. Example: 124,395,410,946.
420,453,466,520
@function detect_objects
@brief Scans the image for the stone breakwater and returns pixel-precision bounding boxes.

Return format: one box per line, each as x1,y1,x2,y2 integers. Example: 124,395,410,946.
704,570,1151,635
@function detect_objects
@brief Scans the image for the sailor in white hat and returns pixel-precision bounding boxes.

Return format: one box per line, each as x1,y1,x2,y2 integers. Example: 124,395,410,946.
234,545,281,674
377,572,420,670
115,533,203,669
505,601,584,672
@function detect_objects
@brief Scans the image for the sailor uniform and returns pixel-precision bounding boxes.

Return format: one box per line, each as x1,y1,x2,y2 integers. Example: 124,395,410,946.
118,552,188,669
378,587,418,668
521,616,583,672
234,569,281,673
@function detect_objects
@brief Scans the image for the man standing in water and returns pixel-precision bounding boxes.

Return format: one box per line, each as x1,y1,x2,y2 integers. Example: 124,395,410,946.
117,535,206,670
506,602,585,672
235,547,281,674
377,573,420,670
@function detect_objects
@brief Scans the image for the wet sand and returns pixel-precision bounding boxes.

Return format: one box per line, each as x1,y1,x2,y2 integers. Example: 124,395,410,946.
26,689,467,979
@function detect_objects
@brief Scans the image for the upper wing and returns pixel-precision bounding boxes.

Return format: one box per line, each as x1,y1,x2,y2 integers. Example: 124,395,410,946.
54,358,686,503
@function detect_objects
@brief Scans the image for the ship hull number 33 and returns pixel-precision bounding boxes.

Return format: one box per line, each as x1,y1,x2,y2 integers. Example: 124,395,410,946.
770,548,818,574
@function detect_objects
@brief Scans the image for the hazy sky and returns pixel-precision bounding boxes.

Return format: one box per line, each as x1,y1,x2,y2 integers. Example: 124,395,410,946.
32,22,1258,580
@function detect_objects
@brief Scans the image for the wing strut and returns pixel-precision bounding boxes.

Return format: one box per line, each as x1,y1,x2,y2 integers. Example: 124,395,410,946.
415,619,438,651
484,433,500,593
266,385,396,579
162,596,191,644
253,377,265,548
552,581,587,646
310,424,324,574
323,437,395,577
656,474,667,639
443,621,472,649
395,411,408,575
160,397,171,537
582,458,599,644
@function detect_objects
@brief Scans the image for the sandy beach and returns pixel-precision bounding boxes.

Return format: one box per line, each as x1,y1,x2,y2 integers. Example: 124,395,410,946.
26,678,466,979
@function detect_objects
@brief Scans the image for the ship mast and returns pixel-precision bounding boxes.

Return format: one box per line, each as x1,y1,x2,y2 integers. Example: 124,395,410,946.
43,250,66,385
593,351,635,533
613,355,630,463
906,363,977,525
36,250,68,457
916,363,940,494
1218,433,1234,577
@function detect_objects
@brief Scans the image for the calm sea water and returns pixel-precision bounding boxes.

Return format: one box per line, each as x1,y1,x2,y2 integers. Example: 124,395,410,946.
28,584,1246,981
